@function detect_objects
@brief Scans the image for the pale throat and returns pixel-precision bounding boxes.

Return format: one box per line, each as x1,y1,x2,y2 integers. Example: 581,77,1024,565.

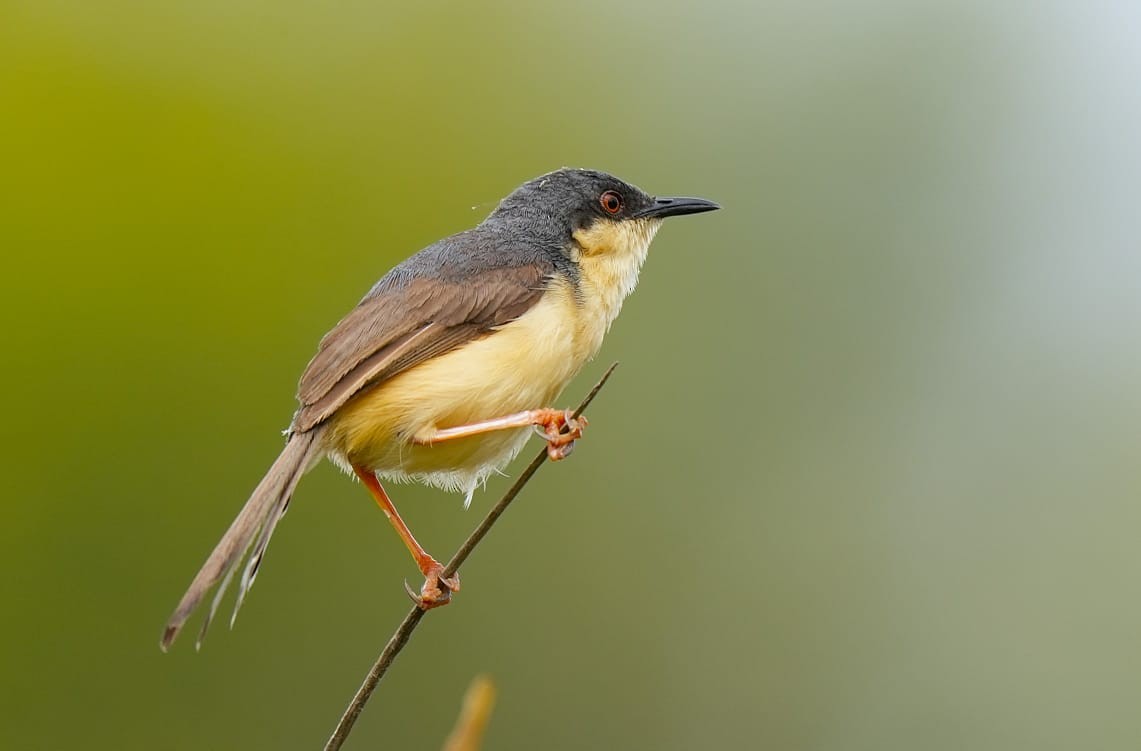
571,217,662,330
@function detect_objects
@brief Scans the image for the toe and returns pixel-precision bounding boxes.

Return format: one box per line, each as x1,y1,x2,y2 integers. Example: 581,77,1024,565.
547,441,576,461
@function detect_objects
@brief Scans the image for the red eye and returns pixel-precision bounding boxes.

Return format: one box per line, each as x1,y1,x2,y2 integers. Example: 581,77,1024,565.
600,190,623,215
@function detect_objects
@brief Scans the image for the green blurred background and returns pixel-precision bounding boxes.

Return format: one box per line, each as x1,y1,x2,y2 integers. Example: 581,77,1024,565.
3,1,1140,748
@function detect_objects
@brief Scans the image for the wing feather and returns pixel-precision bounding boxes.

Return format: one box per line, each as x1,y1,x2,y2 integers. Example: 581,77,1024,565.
290,262,550,433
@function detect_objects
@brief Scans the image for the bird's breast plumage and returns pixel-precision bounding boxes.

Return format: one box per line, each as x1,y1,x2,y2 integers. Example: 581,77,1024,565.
322,275,597,496
321,216,659,501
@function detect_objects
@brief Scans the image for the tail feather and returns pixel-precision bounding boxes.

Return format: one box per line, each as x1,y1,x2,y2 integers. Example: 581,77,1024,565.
232,490,289,627
196,559,239,649
161,428,325,651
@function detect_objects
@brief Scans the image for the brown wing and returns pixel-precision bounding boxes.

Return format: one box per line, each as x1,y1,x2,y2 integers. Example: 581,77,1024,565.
290,264,549,433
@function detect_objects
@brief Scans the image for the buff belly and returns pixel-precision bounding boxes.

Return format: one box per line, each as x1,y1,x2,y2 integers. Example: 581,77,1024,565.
321,277,601,495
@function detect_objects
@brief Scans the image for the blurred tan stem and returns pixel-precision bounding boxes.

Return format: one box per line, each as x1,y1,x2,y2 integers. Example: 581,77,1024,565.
442,676,497,751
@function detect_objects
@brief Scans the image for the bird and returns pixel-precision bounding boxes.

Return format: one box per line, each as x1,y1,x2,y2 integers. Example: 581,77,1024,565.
160,167,719,650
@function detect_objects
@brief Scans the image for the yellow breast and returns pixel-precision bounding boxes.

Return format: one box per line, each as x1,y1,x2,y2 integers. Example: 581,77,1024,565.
323,276,595,493
323,217,661,498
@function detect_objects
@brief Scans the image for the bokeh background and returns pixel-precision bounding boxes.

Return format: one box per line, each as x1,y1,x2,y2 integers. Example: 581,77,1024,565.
3,1,1140,748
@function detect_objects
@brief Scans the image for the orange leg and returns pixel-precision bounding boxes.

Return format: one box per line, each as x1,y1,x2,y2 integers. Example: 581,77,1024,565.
416,408,588,461
352,464,460,609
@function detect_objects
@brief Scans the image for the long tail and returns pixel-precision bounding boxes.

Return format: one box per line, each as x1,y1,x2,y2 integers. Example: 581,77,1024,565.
160,427,326,651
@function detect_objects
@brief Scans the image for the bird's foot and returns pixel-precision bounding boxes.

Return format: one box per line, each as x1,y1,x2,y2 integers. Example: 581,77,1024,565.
404,559,460,610
533,408,588,461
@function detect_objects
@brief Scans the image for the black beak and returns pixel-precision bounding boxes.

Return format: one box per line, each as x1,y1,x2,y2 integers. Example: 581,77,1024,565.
635,196,721,219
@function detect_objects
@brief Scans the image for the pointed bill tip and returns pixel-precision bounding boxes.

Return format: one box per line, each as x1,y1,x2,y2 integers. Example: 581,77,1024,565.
634,196,720,219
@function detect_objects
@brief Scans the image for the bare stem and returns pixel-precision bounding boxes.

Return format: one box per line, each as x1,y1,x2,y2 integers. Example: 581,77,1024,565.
323,363,619,751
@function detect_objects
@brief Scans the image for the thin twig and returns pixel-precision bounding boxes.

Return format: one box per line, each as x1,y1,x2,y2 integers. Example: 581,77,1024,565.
324,363,619,751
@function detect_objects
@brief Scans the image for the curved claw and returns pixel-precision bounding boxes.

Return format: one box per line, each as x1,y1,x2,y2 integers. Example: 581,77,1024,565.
403,568,460,610
547,440,576,461
535,409,588,464
418,585,453,610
